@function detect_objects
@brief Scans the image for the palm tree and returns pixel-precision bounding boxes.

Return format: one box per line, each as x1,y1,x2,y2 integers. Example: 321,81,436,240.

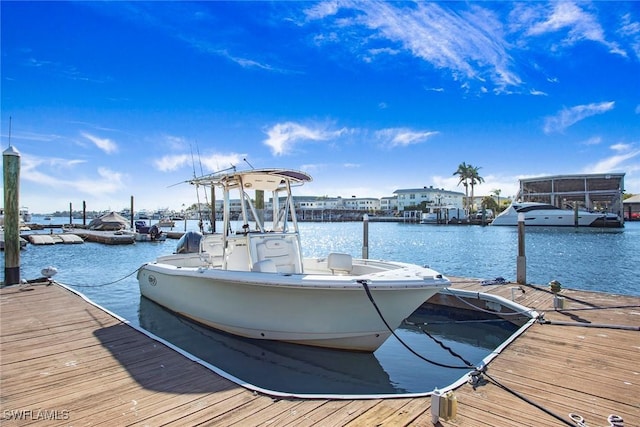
453,162,471,212
491,189,502,212
468,165,484,214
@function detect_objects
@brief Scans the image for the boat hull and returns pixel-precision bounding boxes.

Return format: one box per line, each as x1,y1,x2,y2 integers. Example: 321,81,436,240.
492,213,600,226
491,205,622,227
137,263,446,352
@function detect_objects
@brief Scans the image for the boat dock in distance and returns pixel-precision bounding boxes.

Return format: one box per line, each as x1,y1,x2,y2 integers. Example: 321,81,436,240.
1,277,637,426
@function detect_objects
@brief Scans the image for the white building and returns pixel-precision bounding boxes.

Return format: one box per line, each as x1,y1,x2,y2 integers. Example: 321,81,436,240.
380,196,398,212
342,197,381,211
393,186,465,212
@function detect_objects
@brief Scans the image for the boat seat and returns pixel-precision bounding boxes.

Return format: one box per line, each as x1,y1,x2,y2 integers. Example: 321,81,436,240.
252,259,277,273
201,235,224,267
328,253,352,275
255,239,297,274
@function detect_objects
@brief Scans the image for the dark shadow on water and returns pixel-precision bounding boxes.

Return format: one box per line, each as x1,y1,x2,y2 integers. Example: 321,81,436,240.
123,296,520,396
137,296,400,395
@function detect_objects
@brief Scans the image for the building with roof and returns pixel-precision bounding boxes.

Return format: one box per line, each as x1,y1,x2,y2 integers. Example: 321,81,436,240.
516,173,625,217
623,194,640,220
393,186,465,212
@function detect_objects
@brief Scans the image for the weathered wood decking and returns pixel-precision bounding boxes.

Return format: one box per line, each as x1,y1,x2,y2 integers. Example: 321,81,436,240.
1,279,638,426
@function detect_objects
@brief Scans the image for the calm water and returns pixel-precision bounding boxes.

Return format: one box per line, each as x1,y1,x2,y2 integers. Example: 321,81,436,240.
3,217,639,395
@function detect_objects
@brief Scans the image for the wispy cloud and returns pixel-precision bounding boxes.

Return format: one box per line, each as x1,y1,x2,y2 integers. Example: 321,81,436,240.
3,130,65,143
518,2,624,56
375,128,439,148
303,0,339,21
21,55,103,83
581,136,602,146
584,146,640,174
263,122,347,156
152,151,244,173
305,2,521,91
543,101,615,134
530,89,547,96
22,154,86,174
80,132,118,154
198,153,245,173
182,36,288,72
21,154,124,196
618,13,640,59
153,154,191,172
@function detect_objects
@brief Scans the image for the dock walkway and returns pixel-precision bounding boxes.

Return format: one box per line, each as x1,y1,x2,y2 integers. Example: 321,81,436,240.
1,279,638,426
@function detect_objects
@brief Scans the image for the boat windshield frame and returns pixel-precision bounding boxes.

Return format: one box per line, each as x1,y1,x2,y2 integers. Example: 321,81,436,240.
188,168,312,253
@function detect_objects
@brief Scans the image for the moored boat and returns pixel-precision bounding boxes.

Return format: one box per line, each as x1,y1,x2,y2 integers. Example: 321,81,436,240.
491,201,623,227
156,217,175,227
137,168,449,352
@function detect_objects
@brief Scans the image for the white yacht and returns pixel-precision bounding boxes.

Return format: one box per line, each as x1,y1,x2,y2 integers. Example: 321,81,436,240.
491,202,622,227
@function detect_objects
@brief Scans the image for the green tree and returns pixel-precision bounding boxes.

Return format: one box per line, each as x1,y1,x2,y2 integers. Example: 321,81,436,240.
482,196,498,211
468,165,484,214
491,189,502,212
453,162,471,212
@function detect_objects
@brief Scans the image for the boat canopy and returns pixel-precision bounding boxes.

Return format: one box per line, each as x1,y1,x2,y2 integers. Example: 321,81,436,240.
190,168,312,192
188,168,312,238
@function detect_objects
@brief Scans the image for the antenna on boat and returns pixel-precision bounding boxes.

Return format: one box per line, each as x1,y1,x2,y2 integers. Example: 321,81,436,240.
243,158,255,169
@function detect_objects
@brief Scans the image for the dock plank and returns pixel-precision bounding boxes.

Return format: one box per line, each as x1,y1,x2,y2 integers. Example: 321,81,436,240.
1,280,639,426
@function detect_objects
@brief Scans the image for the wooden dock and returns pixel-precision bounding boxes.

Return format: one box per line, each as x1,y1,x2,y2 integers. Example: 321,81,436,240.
1,279,638,426
61,228,135,245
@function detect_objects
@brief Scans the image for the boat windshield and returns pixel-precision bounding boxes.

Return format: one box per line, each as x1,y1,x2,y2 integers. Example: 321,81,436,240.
515,204,559,213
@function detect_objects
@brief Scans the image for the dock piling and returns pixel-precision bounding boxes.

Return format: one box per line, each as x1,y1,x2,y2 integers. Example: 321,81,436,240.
362,214,369,259
3,145,21,285
517,213,526,285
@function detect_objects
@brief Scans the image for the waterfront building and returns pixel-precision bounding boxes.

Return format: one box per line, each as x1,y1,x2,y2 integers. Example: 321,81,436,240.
380,196,398,212
623,194,640,220
393,187,465,212
516,173,625,216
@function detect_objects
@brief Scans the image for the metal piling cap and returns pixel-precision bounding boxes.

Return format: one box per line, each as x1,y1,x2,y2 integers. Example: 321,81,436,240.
549,280,562,293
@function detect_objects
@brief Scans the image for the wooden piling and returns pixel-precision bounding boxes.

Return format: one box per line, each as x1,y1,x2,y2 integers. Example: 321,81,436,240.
2,145,21,285
517,213,526,285
362,213,369,259
130,195,134,230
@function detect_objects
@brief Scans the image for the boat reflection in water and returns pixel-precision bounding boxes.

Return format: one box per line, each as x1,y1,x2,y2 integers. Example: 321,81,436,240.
138,296,399,396
138,296,521,397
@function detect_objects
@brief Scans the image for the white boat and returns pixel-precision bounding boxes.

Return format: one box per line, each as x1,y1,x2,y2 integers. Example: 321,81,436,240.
137,168,449,352
128,221,167,242
491,202,622,227
156,217,175,227
19,207,32,223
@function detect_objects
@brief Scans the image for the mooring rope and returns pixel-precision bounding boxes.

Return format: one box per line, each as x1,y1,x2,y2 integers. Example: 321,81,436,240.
483,371,576,426
359,280,473,370
419,328,475,368
41,265,145,288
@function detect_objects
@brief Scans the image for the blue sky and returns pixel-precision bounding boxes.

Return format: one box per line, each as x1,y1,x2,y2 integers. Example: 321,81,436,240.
2,1,639,214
